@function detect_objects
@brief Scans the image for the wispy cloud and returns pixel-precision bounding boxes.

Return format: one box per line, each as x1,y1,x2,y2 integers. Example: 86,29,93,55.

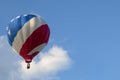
0,36,4,48
0,26,6,36
0,36,19,80
0,36,72,80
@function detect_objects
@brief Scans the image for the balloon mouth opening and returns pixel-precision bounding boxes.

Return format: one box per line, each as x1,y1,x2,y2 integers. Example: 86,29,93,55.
25,59,32,63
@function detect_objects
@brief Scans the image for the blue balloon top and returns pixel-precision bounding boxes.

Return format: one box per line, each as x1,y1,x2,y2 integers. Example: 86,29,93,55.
7,14,37,46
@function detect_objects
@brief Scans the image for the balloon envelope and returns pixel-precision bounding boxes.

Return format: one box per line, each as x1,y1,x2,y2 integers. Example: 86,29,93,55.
7,14,50,63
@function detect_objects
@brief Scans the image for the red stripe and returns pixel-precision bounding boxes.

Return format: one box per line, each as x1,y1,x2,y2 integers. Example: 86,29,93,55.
20,24,50,63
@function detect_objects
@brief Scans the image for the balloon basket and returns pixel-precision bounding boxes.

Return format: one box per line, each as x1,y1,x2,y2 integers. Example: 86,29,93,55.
27,63,30,69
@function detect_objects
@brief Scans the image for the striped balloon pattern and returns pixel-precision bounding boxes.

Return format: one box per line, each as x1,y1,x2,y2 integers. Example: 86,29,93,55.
7,14,50,63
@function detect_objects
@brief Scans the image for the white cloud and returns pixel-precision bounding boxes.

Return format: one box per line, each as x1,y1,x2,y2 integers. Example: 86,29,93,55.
20,45,71,80
0,36,72,80
0,36,20,80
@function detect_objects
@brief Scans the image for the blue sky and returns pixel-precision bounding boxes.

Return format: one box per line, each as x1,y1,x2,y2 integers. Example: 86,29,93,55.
0,0,120,80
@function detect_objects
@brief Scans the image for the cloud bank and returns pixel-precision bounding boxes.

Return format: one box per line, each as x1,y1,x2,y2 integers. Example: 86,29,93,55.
0,36,72,80
20,45,71,80
0,36,20,80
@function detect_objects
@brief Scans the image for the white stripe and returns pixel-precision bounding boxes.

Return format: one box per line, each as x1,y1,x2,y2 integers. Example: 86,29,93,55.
16,16,20,19
10,19,14,22
28,43,46,55
12,17,46,53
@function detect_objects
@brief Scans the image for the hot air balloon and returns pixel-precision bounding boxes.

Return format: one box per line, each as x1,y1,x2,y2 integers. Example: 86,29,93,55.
7,14,50,69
